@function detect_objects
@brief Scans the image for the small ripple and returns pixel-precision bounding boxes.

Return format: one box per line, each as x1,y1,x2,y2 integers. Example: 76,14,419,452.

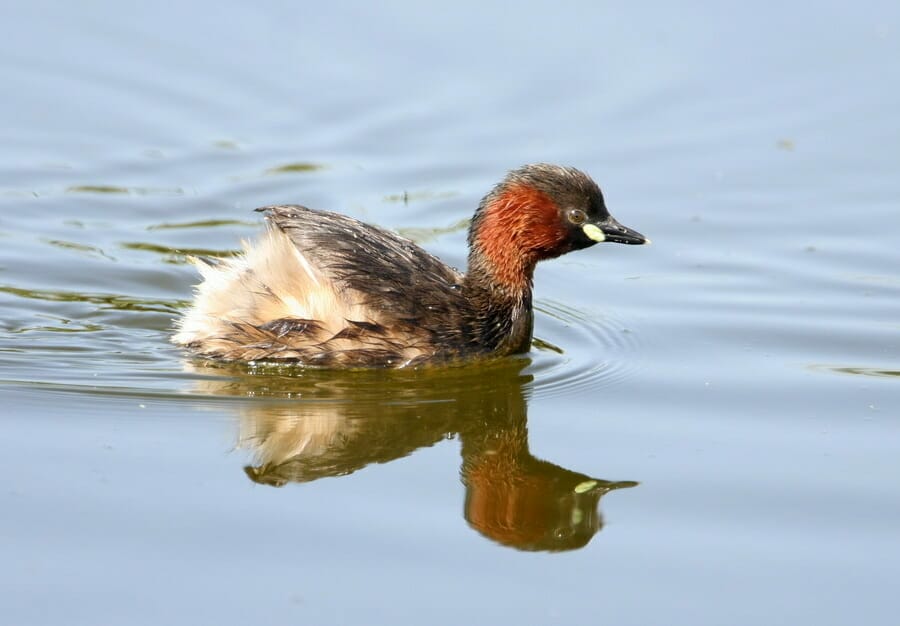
67,185,185,196
528,299,645,400
67,184,129,194
146,219,257,231
395,217,470,244
8,320,104,334
383,190,458,204
809,364,900,379
120,241,240,263
0,284,186,313
264,162,326,175
180,355,533,403
43,238,116,261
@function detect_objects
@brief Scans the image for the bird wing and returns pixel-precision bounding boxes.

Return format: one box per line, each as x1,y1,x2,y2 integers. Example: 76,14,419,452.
259,205,466,322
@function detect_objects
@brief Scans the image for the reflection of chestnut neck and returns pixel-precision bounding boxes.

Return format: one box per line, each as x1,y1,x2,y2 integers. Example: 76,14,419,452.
458,406,613,552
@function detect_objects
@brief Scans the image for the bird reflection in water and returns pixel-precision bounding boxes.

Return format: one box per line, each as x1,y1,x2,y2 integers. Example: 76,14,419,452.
189,358,637,552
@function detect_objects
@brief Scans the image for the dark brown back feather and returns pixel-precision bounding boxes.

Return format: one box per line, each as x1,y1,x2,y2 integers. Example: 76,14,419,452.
258,205,481,358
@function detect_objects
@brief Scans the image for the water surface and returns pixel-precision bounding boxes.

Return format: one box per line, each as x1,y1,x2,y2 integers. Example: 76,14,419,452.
2,2,898,624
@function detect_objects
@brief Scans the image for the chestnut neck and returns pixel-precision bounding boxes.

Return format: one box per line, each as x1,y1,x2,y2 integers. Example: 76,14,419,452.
461,182,564,354
465,182,563,298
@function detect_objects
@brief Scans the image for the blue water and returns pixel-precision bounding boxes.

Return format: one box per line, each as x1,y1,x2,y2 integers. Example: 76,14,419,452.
2,2,898,624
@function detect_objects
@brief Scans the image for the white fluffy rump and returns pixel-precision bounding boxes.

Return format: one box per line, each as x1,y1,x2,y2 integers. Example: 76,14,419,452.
172,226,367,348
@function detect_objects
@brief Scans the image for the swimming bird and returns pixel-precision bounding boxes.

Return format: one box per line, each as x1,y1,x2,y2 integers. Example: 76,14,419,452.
173,163,648,367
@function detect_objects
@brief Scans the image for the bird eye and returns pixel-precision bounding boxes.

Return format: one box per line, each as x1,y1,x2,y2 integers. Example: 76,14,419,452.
567,208,587,225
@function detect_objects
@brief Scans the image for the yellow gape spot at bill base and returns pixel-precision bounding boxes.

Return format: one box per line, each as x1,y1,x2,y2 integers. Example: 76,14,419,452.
582,223,606,242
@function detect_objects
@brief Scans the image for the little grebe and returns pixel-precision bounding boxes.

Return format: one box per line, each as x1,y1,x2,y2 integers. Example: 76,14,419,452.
173,164,648,367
